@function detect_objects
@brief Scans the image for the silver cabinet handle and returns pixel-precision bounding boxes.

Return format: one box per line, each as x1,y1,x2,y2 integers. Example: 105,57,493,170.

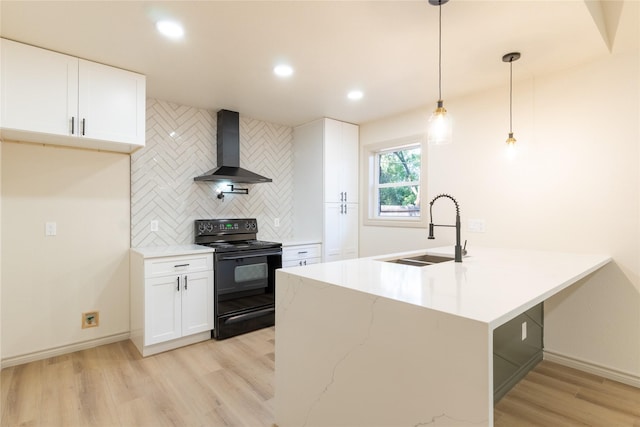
174,263,190,268
176,276,180,291
184,275,188,290
71,117,75,135
297,251,308,255
81,118,86,136
345,204,348,215
344,192,347,202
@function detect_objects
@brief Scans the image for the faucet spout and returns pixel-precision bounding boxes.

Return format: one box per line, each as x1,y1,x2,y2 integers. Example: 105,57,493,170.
428,194,463,263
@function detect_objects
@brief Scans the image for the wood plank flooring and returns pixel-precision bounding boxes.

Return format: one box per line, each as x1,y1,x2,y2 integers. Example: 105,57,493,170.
494,360,640,426
2,327,639,426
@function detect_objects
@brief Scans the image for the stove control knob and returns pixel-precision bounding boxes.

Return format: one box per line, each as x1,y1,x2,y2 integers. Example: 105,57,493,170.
198,223,206,233
251,222,257,230
206,223,213,232
245,222,251,230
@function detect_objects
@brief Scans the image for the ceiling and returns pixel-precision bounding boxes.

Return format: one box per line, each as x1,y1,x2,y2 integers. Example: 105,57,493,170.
0,1,618,127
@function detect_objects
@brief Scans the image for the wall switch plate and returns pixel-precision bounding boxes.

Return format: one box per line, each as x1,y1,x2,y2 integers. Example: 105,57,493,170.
45,222,57,236
468,219,486,233
521,321,527,341
150,220,159,232
274,218,280,227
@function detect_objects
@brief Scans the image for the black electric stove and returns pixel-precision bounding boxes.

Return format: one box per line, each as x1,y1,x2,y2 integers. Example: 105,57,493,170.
194,218,282,339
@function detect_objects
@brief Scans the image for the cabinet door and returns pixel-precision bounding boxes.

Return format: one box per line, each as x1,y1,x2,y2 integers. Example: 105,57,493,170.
181,271,214,337
323,203,343,262
323,119,359,204
78,59,146,146
145,275,181,345
341,122,359,203
341,203,359,260
323,119,343,203
1,39,78,137
324,203,359,262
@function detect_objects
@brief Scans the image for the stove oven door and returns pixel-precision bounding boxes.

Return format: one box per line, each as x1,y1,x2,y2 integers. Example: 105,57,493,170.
214,248,282,339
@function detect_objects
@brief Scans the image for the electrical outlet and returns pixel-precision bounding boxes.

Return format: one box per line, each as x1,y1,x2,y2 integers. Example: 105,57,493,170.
150,220,159,232
45,221,57,236
521,321,527,341
468,219,486,233
82,311,99,329
274,218,280,227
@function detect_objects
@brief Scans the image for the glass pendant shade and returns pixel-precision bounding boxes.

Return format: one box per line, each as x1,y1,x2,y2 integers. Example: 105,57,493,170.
428,100,453,145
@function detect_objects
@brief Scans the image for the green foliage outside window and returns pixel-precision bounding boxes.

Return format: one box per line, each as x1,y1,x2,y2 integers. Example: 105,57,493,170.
377,146,420,216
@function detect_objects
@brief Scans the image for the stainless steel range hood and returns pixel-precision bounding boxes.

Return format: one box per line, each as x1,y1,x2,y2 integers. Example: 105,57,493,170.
194,109,272,184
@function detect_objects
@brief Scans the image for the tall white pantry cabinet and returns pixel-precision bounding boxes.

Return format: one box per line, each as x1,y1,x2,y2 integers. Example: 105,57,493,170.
293,118,359,262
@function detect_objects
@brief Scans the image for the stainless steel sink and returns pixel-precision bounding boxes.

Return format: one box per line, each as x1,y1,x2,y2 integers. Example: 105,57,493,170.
384,254,453,267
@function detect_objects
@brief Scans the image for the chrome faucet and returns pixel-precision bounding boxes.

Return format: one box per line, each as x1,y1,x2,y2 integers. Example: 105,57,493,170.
428,194,464,262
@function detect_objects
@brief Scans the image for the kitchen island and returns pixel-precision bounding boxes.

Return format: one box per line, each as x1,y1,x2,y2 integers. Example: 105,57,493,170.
274,247,610,426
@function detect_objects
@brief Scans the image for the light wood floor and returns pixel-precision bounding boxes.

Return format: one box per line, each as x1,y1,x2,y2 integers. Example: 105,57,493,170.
2,327,640,426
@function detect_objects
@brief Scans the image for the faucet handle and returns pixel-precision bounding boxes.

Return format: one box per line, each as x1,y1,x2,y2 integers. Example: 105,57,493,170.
462,239,468,256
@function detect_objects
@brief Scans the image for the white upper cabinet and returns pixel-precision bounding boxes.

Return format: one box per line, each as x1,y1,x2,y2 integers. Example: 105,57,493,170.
323,118,359,203
78,59,145,145
1,39,145,153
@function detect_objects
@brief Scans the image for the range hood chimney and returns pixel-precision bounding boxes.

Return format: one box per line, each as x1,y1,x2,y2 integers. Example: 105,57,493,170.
194,109,272,184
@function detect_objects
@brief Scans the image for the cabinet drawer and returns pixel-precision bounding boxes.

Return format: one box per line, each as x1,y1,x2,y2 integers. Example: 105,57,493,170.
144,254,212,278
283,244,321,262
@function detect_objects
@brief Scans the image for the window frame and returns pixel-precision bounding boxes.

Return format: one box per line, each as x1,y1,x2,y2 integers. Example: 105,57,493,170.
362,134,428,228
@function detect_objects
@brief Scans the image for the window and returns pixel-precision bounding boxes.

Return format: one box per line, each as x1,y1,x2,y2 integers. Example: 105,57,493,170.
364,135,427,228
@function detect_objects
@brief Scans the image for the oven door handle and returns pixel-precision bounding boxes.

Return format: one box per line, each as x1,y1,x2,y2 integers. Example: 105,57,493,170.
224,307,275,324
217,249,282,261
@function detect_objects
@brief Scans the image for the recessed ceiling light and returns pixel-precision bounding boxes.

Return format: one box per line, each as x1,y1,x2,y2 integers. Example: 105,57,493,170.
347,90,364,101
156,20,184,39
273,64,294,78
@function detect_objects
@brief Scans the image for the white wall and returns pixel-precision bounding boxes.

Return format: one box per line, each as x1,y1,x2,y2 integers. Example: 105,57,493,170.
360,3,639,380
1,142,130,362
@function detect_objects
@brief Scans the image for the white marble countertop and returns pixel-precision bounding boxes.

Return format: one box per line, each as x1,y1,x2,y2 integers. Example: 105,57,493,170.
130,244,214,258
280,246,611,329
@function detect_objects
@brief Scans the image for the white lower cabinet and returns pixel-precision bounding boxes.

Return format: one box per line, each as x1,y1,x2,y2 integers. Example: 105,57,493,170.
145,270,212,345
131,250,214,357
324,203,359,262
282,243,322,267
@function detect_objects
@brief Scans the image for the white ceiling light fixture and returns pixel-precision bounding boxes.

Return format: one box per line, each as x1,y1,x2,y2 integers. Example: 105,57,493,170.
427,0,453,145
156,20,184,39
347,90,363,101
502,52,521,145
273,64,294,78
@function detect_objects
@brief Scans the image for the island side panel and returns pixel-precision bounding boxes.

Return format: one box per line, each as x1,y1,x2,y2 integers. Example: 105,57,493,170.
275,270,492,427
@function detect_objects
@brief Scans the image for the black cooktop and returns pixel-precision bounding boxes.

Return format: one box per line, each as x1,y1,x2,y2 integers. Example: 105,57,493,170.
194,218,281,252
199,239,282,252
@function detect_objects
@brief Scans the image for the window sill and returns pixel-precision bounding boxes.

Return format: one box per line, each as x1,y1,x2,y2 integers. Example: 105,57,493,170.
363,217,427,228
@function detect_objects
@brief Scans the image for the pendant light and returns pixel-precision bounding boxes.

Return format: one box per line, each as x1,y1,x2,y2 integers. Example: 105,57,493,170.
427,0,452,145
502,52,521,145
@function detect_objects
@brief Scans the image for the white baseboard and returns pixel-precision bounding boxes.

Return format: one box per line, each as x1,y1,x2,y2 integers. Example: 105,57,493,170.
1,332,130,369
544,350,640,389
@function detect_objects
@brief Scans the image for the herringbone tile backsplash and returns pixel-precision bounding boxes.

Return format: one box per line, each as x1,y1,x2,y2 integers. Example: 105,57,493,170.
131,98,294,247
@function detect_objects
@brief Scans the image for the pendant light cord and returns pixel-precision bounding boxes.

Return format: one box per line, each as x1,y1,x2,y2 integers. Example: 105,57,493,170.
438,2,442,101
509,60,513,133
